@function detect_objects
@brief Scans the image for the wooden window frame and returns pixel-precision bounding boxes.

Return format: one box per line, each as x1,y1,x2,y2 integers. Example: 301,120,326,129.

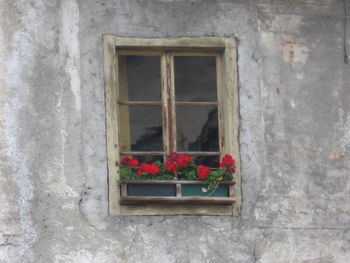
103,35,241,215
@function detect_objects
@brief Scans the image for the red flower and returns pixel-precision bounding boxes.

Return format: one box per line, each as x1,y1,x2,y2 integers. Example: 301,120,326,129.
121,156,140,168
120,156,131,166
219,154,235,167
148,163,161,175
197,165,211,180
129,159,140,167
137,164,148,176
165,160,177,173
138,163,161,176
219,154,236,173
167,152,180,162
177,154,193,168
165,152,192,170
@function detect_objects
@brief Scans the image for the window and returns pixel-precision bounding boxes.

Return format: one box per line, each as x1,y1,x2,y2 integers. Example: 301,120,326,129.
103,36,241,215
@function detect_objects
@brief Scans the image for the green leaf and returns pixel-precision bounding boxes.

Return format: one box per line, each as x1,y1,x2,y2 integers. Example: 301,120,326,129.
185,169,197,180
187,162,196,168
210,170,224,178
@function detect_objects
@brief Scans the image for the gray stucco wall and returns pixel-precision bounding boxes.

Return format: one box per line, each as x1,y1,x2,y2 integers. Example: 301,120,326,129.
0,0,349,262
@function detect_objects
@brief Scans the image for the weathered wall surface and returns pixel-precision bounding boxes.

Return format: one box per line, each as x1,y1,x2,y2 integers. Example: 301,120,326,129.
0,0,349,262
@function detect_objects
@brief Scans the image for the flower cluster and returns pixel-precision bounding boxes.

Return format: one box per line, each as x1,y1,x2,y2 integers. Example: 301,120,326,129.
138,163,161,176
164,152,193,173
197,165,211,179
119,153,236,188
119,157,172,180
219,154,236,174
120,156,140,167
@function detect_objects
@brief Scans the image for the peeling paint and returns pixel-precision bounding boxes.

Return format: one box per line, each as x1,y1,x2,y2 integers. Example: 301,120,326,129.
329,113,350,161
281,42,309,64
1,3,39,261
61,0,81,112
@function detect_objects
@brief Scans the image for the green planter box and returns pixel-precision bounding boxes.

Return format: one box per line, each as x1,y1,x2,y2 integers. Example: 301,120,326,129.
119,180,235,205
181,184,229,197
127,183,176,196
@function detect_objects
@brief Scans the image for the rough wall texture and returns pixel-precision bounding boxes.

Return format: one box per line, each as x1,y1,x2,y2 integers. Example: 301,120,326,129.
0,0,349,262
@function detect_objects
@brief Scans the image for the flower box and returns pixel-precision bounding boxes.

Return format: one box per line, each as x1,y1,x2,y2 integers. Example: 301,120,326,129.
119,180,236,205
119,153,237,205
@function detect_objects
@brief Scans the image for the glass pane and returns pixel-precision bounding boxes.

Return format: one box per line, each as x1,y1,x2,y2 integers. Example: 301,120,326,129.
121,155,163,164
174,56,217,102
119,105,163,151
119,55,161,101
193,155,220,168
176,106,219,151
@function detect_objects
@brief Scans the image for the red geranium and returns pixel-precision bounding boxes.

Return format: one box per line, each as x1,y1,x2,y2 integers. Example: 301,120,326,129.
177,154,193,168
137,163,161,176
137,164,147,176
121,156,139,167
197,165,211,179
167,152,180,162
219,154,236,173
120,156,131,166
148,163,161,175
164,152,192,171
129,159,140,167
165,160,178,173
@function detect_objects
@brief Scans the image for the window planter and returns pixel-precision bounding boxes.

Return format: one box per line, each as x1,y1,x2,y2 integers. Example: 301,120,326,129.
119,180,236,205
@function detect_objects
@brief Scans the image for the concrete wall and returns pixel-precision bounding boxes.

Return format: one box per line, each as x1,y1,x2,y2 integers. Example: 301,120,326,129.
0,0,349,262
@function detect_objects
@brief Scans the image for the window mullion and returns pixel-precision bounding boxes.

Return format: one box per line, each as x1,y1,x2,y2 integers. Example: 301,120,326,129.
161,52,176,158
168,52,176,154
161,53,168,159
216,54,224,158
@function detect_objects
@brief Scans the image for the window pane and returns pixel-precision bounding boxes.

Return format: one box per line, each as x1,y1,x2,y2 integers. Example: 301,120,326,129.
176,106,219,151
119,105,163,151
174,56,217,102
121,155,163,164
119,55,161,101
193,155,220,168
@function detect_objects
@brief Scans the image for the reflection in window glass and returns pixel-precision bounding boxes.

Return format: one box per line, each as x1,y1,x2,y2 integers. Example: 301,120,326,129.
193,155,220,168
121,155,163,164
174,56,217,102
176,106,219,151
119,105,163,151
119,56,161,101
